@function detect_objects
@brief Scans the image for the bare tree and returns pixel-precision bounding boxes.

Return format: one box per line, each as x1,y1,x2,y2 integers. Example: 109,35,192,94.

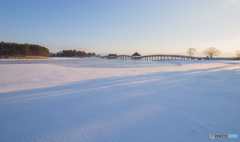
186,48,197,56
202,47,221,58
236,50,240,58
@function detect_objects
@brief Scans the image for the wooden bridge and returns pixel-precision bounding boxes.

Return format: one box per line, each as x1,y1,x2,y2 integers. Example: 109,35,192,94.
101,54,240,61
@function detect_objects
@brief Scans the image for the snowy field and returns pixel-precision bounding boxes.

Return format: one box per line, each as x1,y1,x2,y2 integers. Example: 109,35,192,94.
0,58,240,142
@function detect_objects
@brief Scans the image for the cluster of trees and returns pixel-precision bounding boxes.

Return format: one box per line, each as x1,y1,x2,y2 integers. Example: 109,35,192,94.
187,47,240,58
56,50,97,57
0,41,50,58
186,47,221,57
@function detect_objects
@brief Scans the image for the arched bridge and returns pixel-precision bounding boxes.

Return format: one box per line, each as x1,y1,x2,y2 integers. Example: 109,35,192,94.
101,54,239,61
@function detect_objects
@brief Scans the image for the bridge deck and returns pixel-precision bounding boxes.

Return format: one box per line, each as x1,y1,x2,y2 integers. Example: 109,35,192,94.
101,54,239,61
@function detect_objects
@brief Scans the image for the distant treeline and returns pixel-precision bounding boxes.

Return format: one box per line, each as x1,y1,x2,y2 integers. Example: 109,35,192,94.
0,41,50,58
55,50,97,57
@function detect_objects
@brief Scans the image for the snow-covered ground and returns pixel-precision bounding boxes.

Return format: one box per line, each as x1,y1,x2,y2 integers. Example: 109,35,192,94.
0,58,240,142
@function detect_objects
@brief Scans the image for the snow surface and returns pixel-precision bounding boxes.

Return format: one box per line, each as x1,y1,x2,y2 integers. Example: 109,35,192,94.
0,58,240,142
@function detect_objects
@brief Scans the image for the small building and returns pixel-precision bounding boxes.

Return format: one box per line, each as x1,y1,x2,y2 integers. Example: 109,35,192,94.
107,54,117,59
132,52,141,57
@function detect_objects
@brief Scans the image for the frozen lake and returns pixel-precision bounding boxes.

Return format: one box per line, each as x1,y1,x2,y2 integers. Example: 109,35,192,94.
0,59,239,142
0,58,178,68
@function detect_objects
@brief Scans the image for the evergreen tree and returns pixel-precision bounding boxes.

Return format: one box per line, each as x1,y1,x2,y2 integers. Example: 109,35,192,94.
0,41,50,58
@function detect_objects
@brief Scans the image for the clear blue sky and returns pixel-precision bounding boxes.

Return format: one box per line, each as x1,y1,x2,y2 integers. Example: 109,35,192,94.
0,0,240,55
